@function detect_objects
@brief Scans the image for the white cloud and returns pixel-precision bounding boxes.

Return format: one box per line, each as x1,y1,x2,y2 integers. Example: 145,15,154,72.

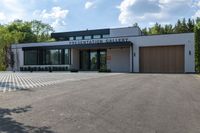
192,0,200,19
159,0,187,4
85,1,95,9
118,0,194,26
0,0,27,22
39,7,69,19
193,10,200,19
0,12,6,21
0,0,69,31
33,6,69,29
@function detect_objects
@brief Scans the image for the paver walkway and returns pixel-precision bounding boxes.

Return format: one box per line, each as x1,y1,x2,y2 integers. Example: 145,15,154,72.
0,72,118,92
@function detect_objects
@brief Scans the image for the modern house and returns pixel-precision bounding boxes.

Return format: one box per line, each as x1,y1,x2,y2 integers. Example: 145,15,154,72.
11,27,195,73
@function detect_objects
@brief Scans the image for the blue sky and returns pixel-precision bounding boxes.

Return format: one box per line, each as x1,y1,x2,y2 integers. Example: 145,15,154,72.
0,0,200,32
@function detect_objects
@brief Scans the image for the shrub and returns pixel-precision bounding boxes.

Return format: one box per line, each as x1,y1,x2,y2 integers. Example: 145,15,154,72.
195,23,200,73
33,67,37,71
48,67,52,72
30,67,33,72
99,68,111,73
65,66,68,71
70,68,78,72
38,67,41,71
24,67,28,71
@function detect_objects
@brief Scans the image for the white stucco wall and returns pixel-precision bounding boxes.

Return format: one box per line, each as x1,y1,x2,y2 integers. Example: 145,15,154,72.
129,33,195,73
71,49,79,69
107,47,130,72
11,48,24,71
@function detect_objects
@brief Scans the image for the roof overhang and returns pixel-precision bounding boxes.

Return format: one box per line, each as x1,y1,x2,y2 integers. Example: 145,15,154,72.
13,37,133,50
22,42,132,50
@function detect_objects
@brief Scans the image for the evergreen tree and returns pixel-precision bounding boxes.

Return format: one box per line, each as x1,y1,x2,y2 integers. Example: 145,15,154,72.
142,28,148,35
164,24,174,34
174,19,181,33
148,23,164,35
181,18,188,32
187,18,195,32
196,17,200,24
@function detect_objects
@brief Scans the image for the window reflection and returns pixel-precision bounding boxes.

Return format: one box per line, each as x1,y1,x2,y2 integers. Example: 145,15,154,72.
24,48,70,65
24,50,38,65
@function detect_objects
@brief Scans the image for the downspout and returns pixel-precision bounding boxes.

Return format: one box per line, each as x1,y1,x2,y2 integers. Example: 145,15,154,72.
132,43,134,73
15,45,18,71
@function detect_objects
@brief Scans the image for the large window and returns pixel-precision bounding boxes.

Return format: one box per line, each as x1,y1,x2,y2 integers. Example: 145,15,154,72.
93,35,101,39
64,49,70,64
24,48,71,65
76,36,82,40
103,34,109,38
84,36,91,40
69,37,74,41
46,49,61,65
24,50,38,65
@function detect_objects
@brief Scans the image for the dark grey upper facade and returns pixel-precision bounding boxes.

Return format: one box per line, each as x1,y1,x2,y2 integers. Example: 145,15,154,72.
51,28,110,41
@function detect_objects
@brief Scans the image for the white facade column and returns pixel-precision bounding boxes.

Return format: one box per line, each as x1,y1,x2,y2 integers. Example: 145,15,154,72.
12,46,23,71
70,48,80,69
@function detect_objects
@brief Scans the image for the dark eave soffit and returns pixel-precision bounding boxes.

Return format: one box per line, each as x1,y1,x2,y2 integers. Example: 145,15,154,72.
22,41,133,50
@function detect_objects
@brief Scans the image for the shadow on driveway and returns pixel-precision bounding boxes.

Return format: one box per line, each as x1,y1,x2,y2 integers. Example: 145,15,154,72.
0,105,55,133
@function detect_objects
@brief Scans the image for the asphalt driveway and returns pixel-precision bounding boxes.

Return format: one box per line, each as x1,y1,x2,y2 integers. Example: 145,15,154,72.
0,73,200,133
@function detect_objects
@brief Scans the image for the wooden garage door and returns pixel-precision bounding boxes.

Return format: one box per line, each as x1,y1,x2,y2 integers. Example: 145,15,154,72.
139,45,184,73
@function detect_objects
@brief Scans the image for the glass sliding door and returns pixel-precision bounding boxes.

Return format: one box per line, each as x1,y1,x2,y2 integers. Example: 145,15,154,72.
80,51,90,70
64,49,70,64
80,50,106,71
90,51,98,70
100,50,106,69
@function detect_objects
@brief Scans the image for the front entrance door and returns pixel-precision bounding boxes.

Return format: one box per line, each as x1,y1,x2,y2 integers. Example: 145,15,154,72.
80,50,106,71
90,51,98,70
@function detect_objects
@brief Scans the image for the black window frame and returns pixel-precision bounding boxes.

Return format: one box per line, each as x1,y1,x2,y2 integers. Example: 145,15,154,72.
23,48,71,66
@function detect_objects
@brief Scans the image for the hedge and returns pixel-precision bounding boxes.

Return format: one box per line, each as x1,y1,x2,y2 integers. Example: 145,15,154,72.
195,23,200,73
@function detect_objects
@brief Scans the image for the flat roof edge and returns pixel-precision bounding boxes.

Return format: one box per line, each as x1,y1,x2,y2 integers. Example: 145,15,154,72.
11,32,194,48
141,32,194,37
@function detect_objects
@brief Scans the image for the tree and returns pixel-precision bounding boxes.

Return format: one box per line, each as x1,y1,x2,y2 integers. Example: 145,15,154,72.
133,23,139,27
141,18,196,35
148,23,164,35
182,18,188,33
31,20,54,42
7,20,37,43
0,20,54,71
174,19,183,33
187,18,195,32
196,17,200,24
163,24,174,34
195,22,200,73
142,28,148,35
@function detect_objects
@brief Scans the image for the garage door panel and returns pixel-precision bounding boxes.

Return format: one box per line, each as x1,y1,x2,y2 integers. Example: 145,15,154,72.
175,46,184,73
139,45,184,73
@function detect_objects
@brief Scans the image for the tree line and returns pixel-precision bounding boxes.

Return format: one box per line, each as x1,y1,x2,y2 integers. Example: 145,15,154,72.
139,18,200,35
